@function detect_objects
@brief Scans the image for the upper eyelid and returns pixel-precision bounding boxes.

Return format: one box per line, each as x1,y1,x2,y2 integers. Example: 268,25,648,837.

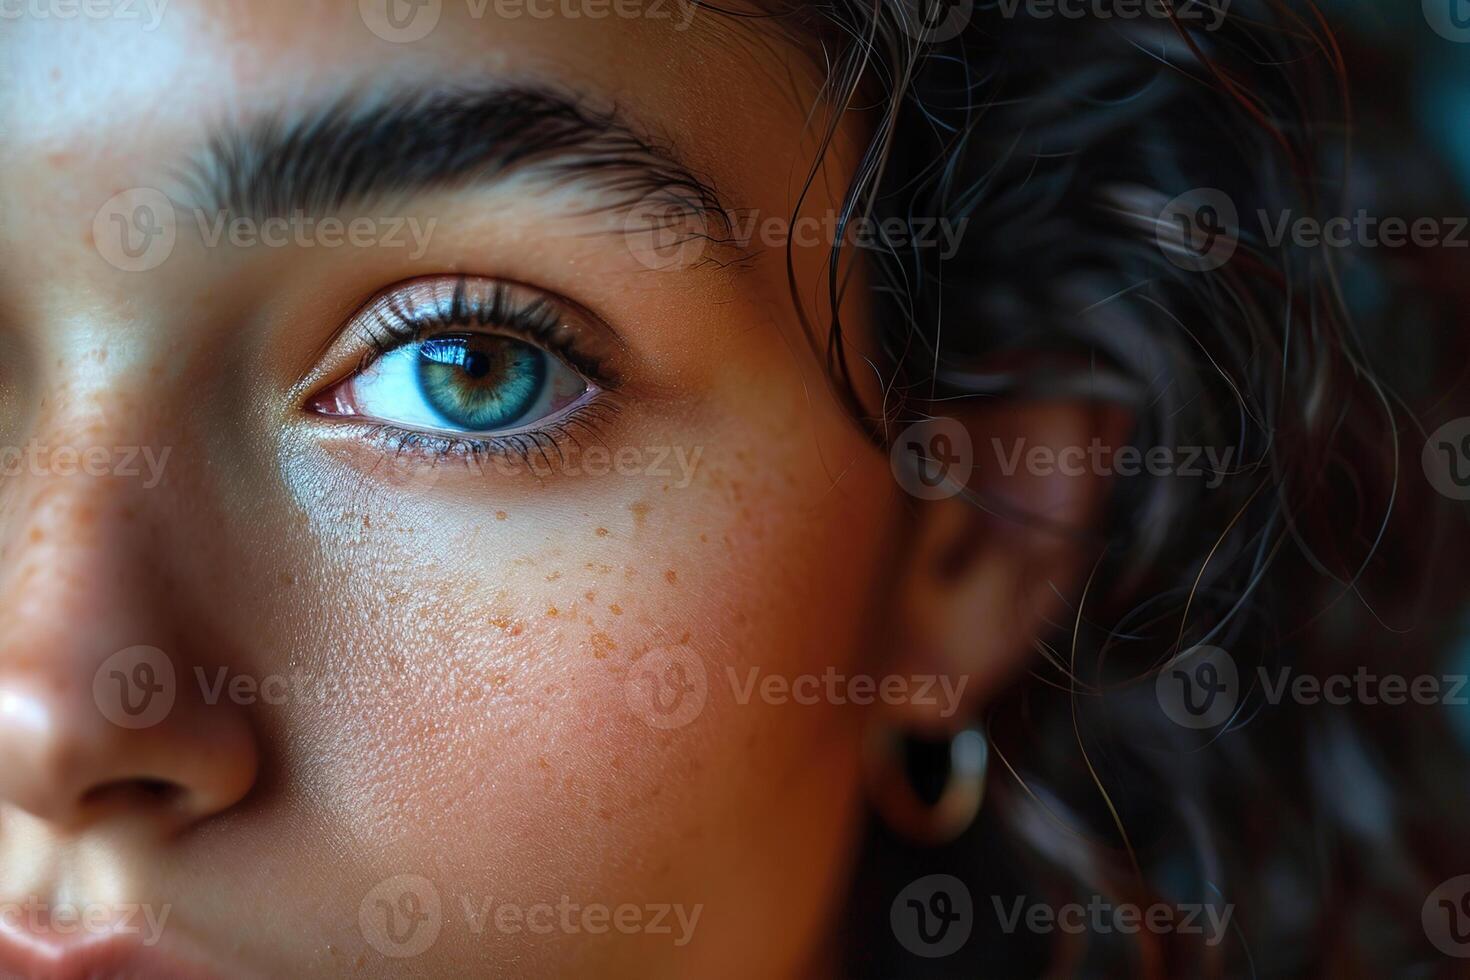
343,276,627,389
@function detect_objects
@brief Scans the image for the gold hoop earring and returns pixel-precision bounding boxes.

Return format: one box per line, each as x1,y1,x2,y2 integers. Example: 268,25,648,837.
863,726,989,845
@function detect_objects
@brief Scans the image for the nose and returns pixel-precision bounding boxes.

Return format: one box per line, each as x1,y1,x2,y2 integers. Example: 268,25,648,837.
0,441,259,834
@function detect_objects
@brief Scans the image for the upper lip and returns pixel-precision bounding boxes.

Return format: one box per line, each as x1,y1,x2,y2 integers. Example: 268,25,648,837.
0,911,221,980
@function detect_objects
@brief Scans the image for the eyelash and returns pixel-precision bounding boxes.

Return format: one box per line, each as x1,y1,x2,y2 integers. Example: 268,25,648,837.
357,403,625,471
352,277,611,378
335,276,623,469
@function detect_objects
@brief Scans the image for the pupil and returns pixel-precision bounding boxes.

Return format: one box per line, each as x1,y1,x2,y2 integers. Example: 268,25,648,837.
461,350,492,380
416,334,548,431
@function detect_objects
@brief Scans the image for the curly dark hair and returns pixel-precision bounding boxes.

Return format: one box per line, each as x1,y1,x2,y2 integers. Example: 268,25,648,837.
709,1,1470,975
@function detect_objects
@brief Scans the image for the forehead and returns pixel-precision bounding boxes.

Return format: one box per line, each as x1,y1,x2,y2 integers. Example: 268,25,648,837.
0,0,820,211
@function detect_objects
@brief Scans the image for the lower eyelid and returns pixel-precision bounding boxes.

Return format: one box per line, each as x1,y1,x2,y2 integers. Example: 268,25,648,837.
351,395,624,468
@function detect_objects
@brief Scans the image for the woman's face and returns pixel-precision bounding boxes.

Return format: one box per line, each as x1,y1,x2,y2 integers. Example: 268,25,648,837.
0,3,905,975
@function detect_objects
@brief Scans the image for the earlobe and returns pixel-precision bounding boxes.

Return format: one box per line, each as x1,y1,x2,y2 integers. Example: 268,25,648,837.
879,398,1133,731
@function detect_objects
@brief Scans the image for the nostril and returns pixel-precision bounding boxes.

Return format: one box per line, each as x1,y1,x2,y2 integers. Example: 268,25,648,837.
80,777,186,811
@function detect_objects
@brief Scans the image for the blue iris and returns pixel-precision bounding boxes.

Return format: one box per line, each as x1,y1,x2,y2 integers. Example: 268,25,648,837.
416,335,547,431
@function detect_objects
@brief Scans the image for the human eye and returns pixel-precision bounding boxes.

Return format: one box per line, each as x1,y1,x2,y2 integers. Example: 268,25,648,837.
305,275,623,463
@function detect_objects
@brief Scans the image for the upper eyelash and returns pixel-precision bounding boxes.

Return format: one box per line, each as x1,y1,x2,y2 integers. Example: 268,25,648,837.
350,275,617,386
319,276,626,466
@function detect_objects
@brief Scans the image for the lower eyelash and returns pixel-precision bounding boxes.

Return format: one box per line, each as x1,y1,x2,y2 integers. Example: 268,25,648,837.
361,398,624,474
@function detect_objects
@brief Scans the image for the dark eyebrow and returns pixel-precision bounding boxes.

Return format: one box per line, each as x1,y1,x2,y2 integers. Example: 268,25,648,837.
181,85,729,224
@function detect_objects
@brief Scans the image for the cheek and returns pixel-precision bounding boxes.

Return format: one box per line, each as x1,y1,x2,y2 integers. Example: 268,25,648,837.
304,451,892,827
244,405,891,891
177,326,897,970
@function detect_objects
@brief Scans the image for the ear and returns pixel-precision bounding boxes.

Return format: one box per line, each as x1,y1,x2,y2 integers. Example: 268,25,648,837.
882,397,1134,734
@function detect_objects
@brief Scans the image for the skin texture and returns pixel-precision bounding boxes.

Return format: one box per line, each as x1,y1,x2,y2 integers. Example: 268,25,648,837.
0,3,896,976
0,2,1112,976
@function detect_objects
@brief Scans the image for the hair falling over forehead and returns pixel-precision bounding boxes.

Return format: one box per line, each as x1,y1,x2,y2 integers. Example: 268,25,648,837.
718,1,1470,975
